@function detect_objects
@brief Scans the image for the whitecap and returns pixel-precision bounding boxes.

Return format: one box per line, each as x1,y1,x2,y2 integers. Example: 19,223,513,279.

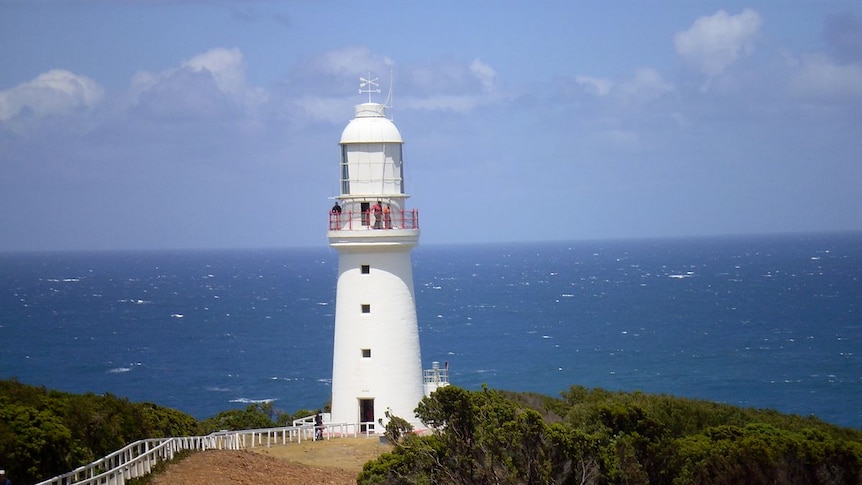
230,397,277,404
108,367,131,374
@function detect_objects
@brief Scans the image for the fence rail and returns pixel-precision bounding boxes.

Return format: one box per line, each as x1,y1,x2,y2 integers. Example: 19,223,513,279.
34,422,376,485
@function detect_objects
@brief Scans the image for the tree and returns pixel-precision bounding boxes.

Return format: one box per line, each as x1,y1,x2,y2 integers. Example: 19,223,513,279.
363,386,579,484
0,403,83,484
379,409,414,444
0,379,201,483
199,403,275,432
359,385,862,485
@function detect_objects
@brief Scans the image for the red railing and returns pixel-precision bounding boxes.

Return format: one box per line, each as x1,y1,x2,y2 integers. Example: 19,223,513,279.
328,209,419,231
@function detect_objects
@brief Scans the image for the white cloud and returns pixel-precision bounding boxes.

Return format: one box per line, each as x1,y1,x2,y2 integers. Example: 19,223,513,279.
575,68,671,102
294,46,394,92
129,48,252,101
619,67,674,101
674,8,762,77
470,59,497,93
182,47,247,98
575,75,613,96
128,47,267,119
0,69,104,121
322,46,394,78
788,54,862,99
129,70,159,100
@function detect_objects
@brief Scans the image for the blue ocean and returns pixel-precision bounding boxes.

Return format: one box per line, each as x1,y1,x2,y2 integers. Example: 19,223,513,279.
1,233,860,429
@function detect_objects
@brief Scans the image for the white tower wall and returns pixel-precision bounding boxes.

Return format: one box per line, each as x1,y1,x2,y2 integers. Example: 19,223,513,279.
330,246,423,427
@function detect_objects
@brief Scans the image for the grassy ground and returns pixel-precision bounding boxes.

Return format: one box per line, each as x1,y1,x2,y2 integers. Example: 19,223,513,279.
145,437,392,485
252,436,392,473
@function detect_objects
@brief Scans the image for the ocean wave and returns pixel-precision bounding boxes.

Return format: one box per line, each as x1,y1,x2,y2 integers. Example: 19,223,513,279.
668,272,694,279
229,397,277,404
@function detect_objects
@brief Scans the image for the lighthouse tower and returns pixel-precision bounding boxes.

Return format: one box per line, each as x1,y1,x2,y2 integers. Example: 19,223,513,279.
327,80,424,431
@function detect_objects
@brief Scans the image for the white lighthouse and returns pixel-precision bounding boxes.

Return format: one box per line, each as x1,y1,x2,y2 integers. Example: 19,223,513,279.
327,80,426,432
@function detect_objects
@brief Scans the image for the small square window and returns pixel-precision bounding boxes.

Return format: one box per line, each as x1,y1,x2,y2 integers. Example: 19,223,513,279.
361,264,370,274
361,304,371,313
361,348,371,358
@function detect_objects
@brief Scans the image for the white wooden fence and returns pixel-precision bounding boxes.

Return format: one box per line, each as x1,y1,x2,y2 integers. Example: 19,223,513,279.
34,422,376,485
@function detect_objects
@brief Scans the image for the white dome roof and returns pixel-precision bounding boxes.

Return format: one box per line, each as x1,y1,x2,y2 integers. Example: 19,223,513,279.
340,103,403,144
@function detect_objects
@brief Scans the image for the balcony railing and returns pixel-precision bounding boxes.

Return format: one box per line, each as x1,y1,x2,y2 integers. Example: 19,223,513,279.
328,209,419,231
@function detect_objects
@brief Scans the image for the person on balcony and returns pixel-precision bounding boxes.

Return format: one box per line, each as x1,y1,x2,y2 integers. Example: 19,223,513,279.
372,201,383,229
384,204,392,229
330,202,342,230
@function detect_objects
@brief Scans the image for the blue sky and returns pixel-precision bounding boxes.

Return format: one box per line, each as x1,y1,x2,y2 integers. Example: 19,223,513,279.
1,1,860,251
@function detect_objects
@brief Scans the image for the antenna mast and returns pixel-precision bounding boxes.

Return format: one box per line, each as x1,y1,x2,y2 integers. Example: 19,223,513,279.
385,68,394,110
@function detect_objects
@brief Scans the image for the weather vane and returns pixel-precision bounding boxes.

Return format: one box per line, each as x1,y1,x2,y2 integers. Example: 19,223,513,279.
359,72,380,103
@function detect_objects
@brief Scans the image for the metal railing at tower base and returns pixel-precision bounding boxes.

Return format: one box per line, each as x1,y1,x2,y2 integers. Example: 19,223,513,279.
33,422,378,485
328,209,419,231
423,361,450,397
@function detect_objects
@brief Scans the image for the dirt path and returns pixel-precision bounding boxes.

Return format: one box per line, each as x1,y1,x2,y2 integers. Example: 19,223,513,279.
148,437,390,485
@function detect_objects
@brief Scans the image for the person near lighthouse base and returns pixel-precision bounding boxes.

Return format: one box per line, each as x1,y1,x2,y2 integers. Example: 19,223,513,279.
314,413,324,441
